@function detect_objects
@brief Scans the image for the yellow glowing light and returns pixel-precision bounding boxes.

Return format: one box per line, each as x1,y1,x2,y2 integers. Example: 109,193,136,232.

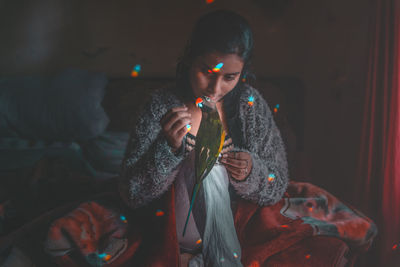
196,239,202,244
104,254,111,261
268,177,275,182
248,102,254,107
131,71,139,77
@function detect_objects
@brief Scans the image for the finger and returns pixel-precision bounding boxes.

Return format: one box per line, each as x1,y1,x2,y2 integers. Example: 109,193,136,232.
230,172,242,180
171,117,192,135
223,138,232,146
224,164,243,176
177,124,190,141
225,151,250,160
221,157,247,168
163,112,191,131
161,109,190,129
220,145,234,154
228,168,245,180
221,139,234,154
160,106,188,126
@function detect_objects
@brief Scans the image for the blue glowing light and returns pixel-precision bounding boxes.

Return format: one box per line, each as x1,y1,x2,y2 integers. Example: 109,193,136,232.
214,63,224,70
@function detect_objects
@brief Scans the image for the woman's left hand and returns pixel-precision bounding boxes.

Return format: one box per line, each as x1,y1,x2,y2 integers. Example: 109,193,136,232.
220,151,252,181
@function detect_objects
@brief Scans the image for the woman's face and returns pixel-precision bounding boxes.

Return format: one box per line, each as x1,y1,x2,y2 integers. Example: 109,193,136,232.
189,52,244,103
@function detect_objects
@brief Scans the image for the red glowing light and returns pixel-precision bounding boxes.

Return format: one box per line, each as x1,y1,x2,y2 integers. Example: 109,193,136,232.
305,254,311,259
131,71,139,77
206,0,214,3
248,102,254,107
196,97,204,107
155,210,165,216
248,261,260,267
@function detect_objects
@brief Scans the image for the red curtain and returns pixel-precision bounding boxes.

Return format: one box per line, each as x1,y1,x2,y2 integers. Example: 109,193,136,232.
356,0,400,265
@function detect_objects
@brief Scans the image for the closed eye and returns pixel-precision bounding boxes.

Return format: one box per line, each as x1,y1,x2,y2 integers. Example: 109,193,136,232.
224,74,239,81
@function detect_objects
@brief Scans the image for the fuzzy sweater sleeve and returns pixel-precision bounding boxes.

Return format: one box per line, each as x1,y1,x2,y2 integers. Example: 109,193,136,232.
229,86,289,206
118,89,184,209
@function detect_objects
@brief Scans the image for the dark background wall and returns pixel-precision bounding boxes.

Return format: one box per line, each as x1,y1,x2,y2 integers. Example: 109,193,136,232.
0,0,372,204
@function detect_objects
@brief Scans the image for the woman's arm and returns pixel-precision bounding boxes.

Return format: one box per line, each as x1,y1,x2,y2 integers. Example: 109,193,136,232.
229,87,289,206
119,90,185,209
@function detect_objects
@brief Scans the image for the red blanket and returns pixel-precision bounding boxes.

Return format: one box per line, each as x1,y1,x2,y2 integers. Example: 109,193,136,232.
44,181,377,267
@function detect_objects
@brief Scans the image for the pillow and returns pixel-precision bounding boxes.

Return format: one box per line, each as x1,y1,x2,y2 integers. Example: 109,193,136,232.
0,69,109,141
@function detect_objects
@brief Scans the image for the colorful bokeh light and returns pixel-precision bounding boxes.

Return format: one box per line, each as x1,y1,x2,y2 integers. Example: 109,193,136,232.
120,215,127,223
99,253,111,261
268,173,275,182
248,95,254,106
155,209,165,216
274,104,280,113
196,97,204,108
131,64,141,78
212,62,224,72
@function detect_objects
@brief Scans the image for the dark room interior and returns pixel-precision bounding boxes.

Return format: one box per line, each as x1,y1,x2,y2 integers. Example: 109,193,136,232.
0,0,399,266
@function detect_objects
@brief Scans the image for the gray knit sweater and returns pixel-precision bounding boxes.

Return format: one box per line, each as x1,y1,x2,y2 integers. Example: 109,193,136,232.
119,84,289,209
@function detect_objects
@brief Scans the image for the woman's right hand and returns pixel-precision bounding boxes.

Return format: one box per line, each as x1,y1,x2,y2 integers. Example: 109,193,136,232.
160,106,192,152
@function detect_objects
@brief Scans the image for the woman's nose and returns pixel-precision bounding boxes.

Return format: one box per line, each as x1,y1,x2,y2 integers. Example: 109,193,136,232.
208,76,222,96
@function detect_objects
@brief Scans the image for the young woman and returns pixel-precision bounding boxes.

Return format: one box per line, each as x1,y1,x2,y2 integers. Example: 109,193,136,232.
119,10,289,266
